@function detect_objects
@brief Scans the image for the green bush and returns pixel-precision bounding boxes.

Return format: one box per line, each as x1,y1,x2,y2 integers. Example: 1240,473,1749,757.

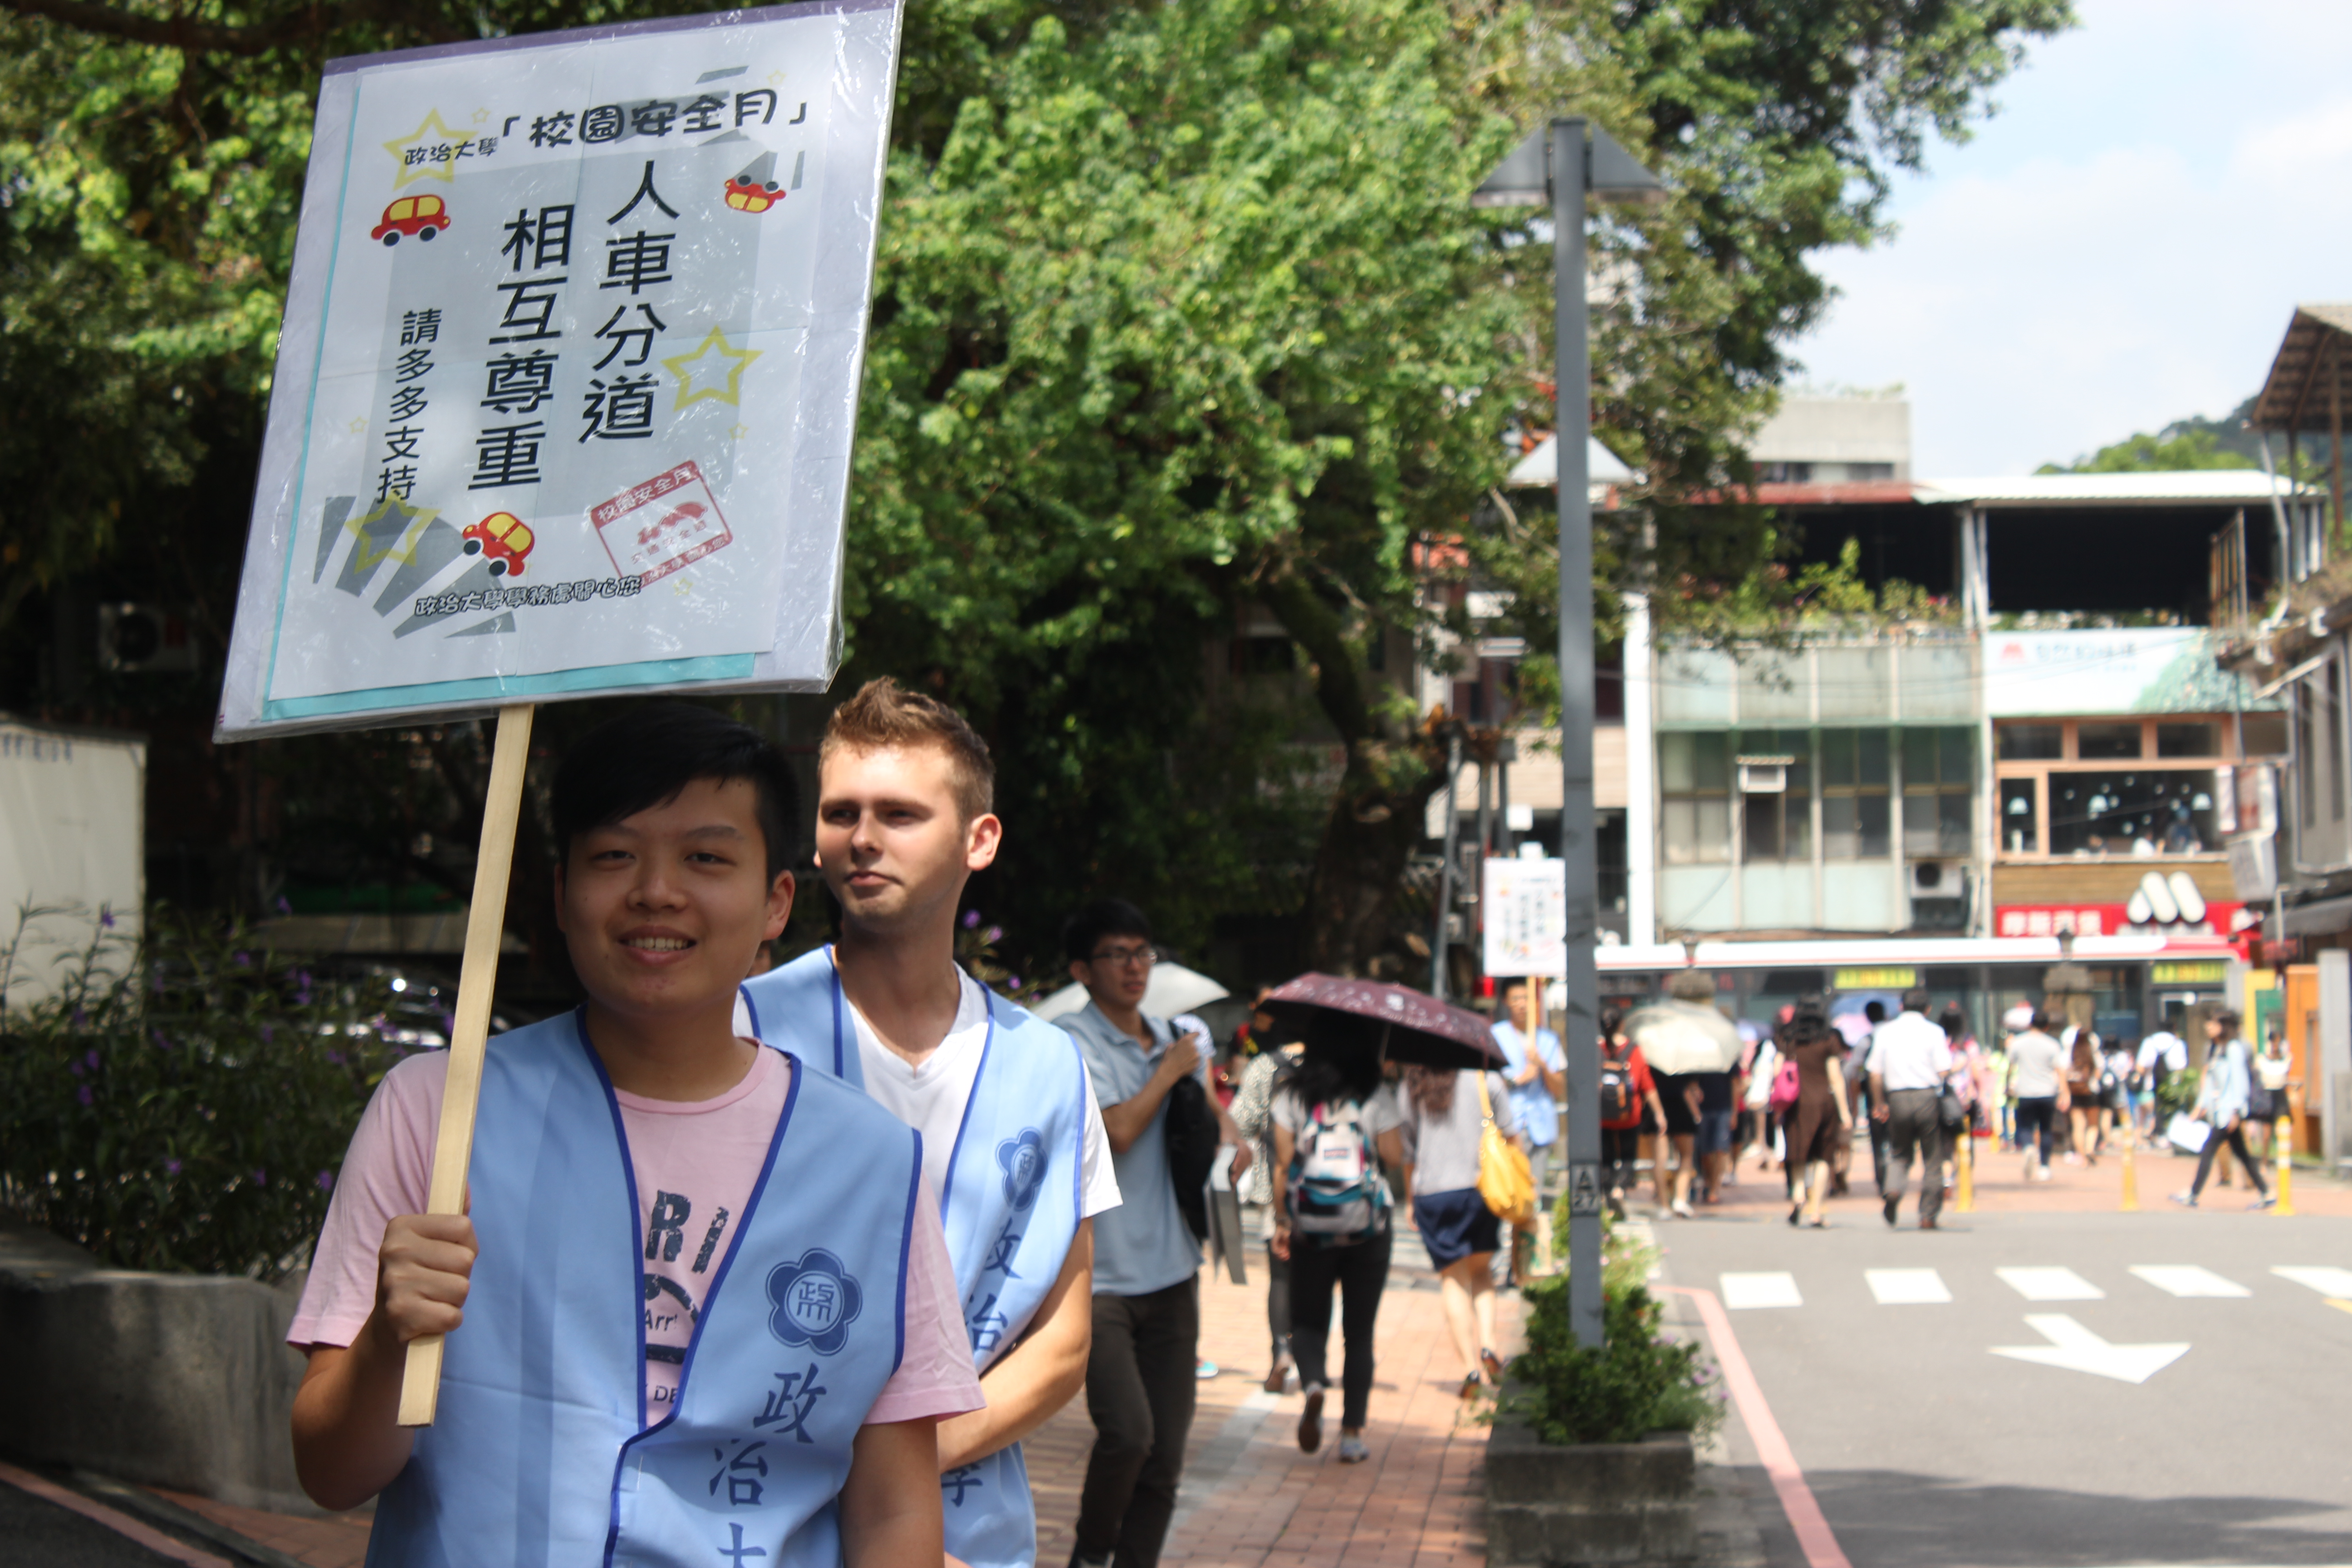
0,909,408,1280
1511,1221,1723,1446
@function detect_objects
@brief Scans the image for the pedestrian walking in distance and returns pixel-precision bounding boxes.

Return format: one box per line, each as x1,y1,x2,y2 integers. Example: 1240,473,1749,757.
2172,1009,2274,1210
1398,1063,1520,1396
1490,978,1564,1282
2008,1012,2067,1183
1230,1034,1306,1393
1057,899,1252,1568
1269,1029,1406,1464
1867,989,1954,1230
1779,996,1852,1228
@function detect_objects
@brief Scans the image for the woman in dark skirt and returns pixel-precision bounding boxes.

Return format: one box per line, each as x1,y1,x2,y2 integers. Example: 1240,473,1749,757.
1780,995,1853,1228
1397,1063,1521,1397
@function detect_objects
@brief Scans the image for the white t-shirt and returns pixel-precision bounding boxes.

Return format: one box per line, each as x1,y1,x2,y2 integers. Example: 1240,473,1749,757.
843,967,1123,1222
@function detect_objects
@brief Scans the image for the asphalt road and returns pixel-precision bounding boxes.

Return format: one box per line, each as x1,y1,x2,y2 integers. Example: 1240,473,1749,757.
1653,1200,2352,1568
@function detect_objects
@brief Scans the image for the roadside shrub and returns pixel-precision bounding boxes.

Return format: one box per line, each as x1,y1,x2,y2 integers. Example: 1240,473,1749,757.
1512,1220,1723,1446
0,909,408,1280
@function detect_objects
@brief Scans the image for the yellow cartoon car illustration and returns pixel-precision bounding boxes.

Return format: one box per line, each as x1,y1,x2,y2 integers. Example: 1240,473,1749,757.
372,194,451,245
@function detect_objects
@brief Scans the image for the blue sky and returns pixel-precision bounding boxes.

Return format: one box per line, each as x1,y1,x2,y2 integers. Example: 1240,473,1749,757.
1792,0,2352,476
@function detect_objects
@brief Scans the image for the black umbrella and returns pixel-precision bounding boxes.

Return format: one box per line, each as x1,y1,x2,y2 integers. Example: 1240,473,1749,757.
1260,973,1506,1071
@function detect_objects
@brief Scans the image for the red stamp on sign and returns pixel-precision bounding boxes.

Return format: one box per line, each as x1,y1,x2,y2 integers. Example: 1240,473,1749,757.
591,460,733,585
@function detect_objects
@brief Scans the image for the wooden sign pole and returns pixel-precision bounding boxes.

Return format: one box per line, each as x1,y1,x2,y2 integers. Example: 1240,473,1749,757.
398,702,536,1426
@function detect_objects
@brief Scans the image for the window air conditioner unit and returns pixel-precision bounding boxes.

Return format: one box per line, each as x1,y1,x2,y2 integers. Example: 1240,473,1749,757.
1736,755,1794,794
1908,859,1964,899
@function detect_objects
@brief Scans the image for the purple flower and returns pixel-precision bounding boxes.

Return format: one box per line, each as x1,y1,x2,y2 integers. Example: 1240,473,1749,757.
961,910,981,930
251,1169,268,1187
83,1049,98,1071
70,1007,86,1027
296,969,312,990
98,906,116,929
1007,975,1021,990
69,1059,84,1077
275,896,292,916
984,925,1004,945
164,1158,182,1176
326,1049,343,1065
232,951,251,968
76,1086,92,1105
259,1025,274,1044
152,1029,173,1051
316,1169,335,1192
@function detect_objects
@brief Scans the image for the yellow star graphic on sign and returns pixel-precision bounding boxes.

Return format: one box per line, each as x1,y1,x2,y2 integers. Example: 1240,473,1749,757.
383,109,468,190
767,70,787,85
728,423,751,441
471,107,491,124
345,494,441,573
347,417,368,434
662,327,762,410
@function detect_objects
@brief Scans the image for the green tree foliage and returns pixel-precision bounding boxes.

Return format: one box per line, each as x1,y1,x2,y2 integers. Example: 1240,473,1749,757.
2039,426,2257,475
0,0,2071,978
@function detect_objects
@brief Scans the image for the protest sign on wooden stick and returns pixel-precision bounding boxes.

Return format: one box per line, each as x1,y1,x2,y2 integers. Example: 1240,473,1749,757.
211,0,905,1427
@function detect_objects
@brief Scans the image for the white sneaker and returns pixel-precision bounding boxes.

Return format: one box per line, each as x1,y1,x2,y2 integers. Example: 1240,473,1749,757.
2032,1167,2053,1182
1672,1197,1695,1218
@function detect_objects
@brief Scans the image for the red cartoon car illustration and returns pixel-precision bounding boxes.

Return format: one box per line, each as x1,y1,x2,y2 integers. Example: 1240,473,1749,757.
372,194,451,245
723,152,784,215
462,511,534,577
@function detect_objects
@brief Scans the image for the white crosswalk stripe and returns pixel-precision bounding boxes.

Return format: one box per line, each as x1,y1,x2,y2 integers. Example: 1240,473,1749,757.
1866,1268,1952,1304
1720,1271,1803,1309
2271,1266,2352,1298
1997,1266,2103,1301
2131,1265,2250,1298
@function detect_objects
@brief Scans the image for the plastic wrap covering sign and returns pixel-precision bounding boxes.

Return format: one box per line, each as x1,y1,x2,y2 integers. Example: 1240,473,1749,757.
216,0,902,740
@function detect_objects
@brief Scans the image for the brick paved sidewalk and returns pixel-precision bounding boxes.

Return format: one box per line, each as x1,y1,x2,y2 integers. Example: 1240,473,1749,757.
1032,1220,1520,1568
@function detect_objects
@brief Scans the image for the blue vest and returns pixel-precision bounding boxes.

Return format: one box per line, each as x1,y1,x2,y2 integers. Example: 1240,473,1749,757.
368,1011,923,1568
740,951,1091,1568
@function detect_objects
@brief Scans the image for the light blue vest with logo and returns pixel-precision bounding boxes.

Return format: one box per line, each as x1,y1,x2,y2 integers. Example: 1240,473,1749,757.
740,950,1091,1568
366,1010,922,1568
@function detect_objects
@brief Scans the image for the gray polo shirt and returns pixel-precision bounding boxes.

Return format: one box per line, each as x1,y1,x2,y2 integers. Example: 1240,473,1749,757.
1058,1001,1207,1297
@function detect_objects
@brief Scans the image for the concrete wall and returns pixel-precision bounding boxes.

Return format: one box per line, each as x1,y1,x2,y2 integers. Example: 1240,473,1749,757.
0,1224,315,1514
1749,393,1912,477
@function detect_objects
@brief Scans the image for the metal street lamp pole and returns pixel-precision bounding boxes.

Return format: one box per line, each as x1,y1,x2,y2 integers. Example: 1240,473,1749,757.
1477,117,1661,1348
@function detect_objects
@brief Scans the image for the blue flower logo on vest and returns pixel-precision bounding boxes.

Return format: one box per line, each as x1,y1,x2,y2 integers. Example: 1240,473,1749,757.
997,1127,1047,1212
765,1248,862,1354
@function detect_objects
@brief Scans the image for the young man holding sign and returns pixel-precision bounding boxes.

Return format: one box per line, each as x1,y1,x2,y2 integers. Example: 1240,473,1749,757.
738,680,1120,1568
287,705,981,1566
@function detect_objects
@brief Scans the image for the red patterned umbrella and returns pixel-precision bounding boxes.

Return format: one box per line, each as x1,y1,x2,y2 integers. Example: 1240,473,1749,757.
1260,974,1505,1071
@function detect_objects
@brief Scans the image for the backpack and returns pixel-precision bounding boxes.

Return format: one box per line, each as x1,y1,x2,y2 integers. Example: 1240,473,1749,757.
1287,1100,1389,1242
1598,1048,1632,1124
1768,1056,1802,1114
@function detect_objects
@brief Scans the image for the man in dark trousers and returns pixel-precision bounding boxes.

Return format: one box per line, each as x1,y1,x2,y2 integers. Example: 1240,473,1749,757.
1056,899,1249,1568
1868,988,1955,1229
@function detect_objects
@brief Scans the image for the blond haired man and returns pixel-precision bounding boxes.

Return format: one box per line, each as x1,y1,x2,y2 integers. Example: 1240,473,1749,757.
737,679,1121,1568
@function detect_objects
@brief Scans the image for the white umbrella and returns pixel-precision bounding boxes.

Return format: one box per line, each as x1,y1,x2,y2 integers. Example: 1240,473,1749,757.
1029,960,1230,1024
1624,1000,1743,1076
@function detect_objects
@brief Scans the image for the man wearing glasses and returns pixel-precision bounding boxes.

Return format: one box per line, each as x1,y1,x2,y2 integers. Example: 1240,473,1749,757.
1056,899,1250,1568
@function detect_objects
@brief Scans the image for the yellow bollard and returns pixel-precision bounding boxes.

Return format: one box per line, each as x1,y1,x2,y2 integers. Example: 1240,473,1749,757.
2119,1133,2139,1212
1955,1118,1975,1213
2274,1115,2295,1216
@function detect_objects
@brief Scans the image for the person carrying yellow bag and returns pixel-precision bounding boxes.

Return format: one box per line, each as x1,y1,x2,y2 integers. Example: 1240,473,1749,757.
1398,1064,1524,1398
1477,1073,1538,1230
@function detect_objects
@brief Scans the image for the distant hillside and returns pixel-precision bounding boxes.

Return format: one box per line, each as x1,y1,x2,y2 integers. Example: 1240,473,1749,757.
2041,395,2336,478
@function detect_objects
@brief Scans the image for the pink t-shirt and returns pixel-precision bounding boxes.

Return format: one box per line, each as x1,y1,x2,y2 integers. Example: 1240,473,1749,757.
291,1044,982,1426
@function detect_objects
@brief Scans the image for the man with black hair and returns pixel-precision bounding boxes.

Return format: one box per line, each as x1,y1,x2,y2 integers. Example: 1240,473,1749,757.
1058,897,1249,1568
1866,988,1954,1230
286,702,982,1566
736,678,1120,1568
